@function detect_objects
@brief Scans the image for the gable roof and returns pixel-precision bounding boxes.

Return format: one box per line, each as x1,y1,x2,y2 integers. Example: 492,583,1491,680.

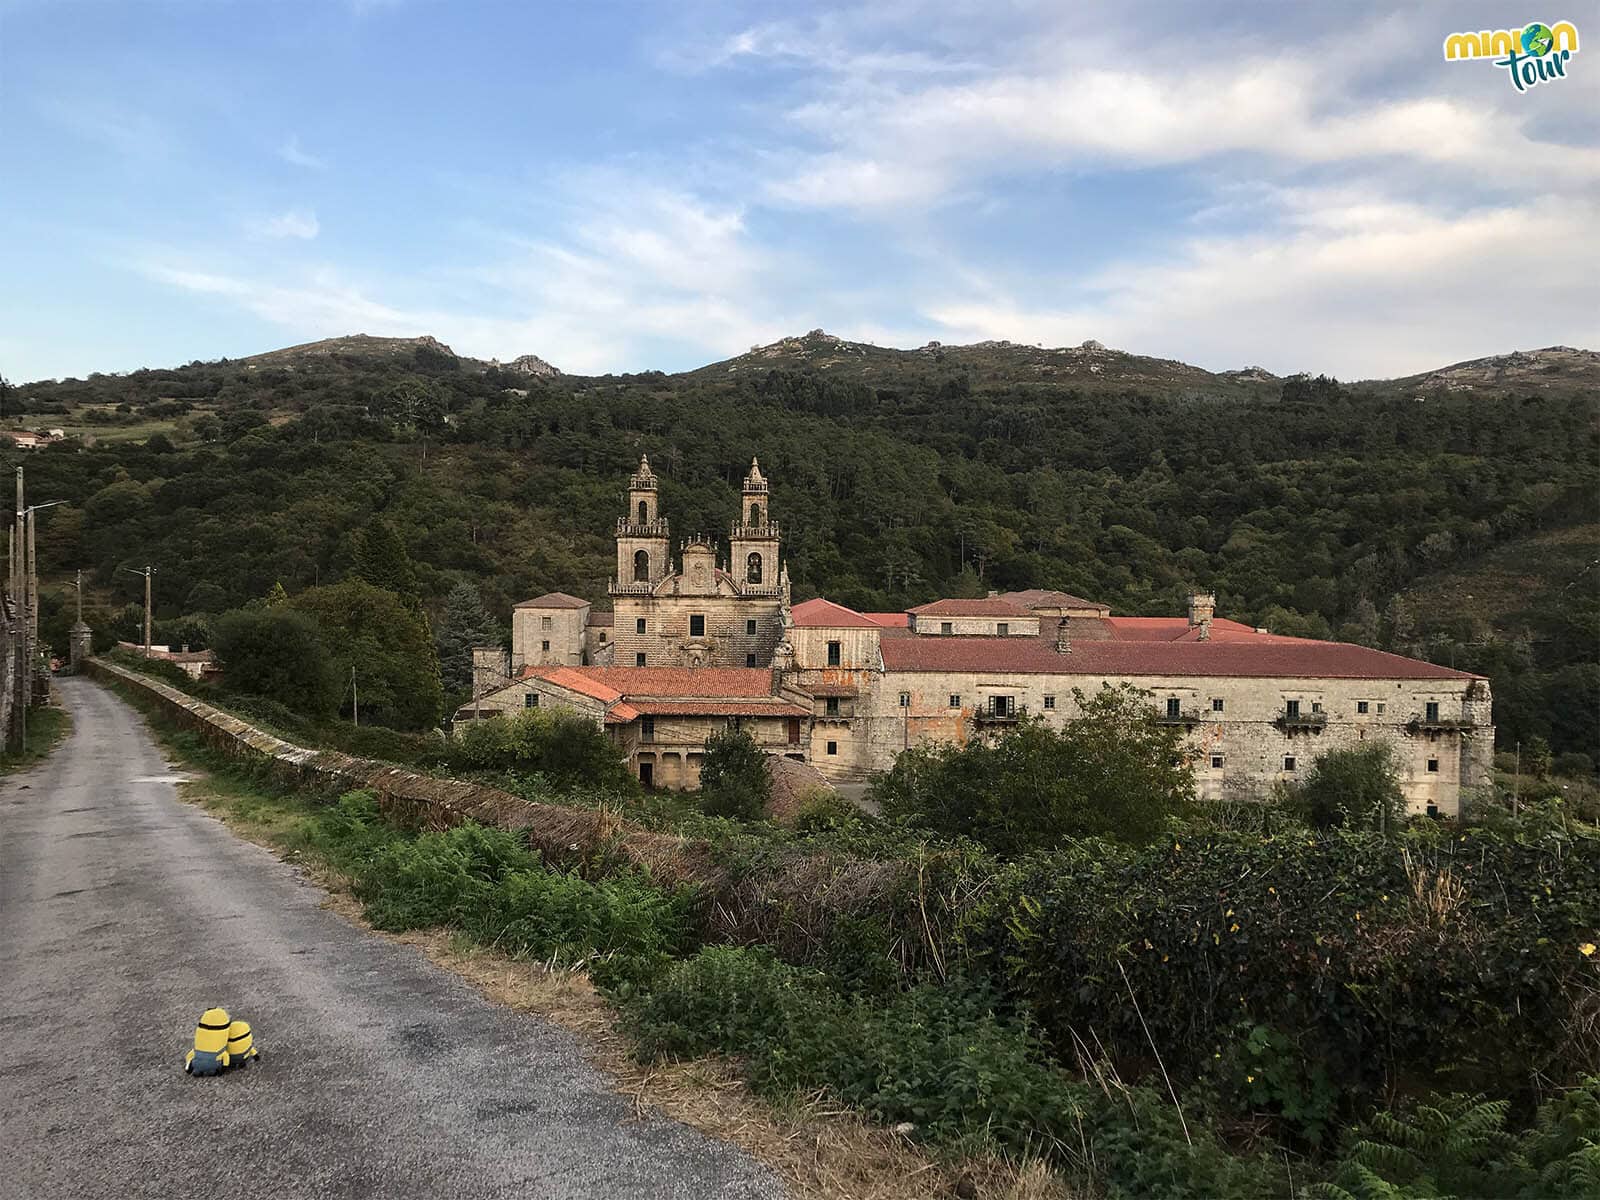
863,612,910,628
877,628,1479,681
1000,589,1108,611
791,597,883,628
513,591,590,610
909,598,1029,617
525,665,809,720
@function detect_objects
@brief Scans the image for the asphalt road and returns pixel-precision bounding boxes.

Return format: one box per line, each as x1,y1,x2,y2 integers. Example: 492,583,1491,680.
0,678,782,1200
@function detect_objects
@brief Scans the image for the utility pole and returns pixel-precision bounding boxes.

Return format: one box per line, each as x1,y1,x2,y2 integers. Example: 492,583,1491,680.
350,665,359,727
121,566,156,656
1513,740,1521,817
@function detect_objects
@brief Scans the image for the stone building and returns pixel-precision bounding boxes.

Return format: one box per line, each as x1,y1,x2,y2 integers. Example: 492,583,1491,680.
607,456,788,670
461,460,1493,814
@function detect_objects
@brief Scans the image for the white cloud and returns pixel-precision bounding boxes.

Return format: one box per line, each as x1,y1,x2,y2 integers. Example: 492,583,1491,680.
39,97,170,158
247,208,320,240
921,190,1600,377
278,135,327,170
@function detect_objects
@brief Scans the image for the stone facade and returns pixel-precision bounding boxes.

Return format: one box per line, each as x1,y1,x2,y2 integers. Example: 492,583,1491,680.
511,592,589,669
607,457,788,670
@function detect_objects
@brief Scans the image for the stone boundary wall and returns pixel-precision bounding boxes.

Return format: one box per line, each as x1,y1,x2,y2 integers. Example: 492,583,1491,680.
84,658,722,887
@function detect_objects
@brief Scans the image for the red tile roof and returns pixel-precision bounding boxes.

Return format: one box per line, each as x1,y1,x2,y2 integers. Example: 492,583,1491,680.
1105,616,1269,643
527,665,781,699
1001,589,1107,611
909,598,1029,617
586,611,615,626
877,629,1479,681
791,598,883,628
514,591,590,609
864,612,910,628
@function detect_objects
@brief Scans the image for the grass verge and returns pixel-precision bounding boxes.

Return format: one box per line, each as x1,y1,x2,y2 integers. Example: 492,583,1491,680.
159,725,1069,1200
0,705,72,774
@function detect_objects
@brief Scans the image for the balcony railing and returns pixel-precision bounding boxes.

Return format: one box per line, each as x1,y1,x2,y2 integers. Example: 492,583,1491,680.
1158,708,1202,726
1274,710,1328,732
617,517,670,537
1406,714,1476,734
730,521,780,540
974,704,1028,725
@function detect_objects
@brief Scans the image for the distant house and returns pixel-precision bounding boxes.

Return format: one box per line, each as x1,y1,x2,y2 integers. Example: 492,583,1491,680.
4,430,63,451
116,642,218,681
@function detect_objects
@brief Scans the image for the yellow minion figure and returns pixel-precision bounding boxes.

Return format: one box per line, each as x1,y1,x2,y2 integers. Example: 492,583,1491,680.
184,1007,232,1076
226,1019,259,1068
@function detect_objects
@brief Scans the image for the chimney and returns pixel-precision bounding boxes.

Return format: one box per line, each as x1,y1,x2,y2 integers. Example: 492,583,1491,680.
1055,618,1071,654
1188,592,1215,641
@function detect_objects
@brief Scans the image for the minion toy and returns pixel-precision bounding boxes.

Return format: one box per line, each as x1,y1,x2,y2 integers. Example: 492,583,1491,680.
226,1019,259,1068
184,1008,232,1076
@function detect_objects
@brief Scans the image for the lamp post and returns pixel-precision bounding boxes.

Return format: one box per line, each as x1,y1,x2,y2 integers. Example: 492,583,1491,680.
121,565,157,656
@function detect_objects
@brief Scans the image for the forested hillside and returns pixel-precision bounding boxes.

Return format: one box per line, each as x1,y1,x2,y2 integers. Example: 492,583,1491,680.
5,334,1596,754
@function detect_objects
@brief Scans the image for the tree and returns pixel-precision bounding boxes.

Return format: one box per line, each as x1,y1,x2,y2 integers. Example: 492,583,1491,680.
214,608,340,718
290,579,443,729
354,518,419,600
699,727,772,820
435,582,500,698
1294,743,1405,833
874,684,1195,853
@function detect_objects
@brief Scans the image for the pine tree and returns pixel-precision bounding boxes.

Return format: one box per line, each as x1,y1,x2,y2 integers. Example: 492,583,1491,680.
355,518,419,600
434,582,500,697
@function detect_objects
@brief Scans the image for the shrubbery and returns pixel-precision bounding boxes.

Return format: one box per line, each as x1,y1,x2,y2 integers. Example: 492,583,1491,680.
698,727,772,820
873,684,1194,853
447,706,633,791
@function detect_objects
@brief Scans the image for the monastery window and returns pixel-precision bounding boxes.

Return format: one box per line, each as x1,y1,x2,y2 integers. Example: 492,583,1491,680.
826,741,838,756
1357,701,1369,714
898,692,910,707
633,550,650,582
746,653,757,667
1043,695,1055,710
599,632,607,644
940,621,953,636
827,641,842,666
747,619,757,636
1283,755,1297,772
541,640,550,652
1212,698,1225,712
1377,702,1386,714
690,614,705,638
949,694,961,708
991,695,1015,718
997,622,1009,637
1425,701,1440,722
749,503,761,526
747,553,763,584
636,653,647,667
825,697,840,716
636,618,647,635
637,500,648,525
641,717,655,743
1166,697,1182,719
524,693,538,708
1285,699,1301,719
1312,701,1323,714
1427,758,1439,773
541,615,553,631
1211,754,1224,769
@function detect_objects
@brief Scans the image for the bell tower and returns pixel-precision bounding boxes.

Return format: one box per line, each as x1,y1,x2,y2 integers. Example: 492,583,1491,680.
612,456,670,594
729,457,780,596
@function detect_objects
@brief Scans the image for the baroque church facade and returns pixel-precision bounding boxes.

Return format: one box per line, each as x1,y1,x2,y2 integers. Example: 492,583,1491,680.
464,459,1494,812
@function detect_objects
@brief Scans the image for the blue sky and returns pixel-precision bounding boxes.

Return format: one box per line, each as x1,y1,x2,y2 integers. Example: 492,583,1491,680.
1,0,1595,382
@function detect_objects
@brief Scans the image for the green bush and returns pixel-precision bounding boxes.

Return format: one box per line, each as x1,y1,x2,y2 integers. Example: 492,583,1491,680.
873,684,1194,853
699,727,771,820
1292,743,1406,832
449,706,632,791
214,607,341,718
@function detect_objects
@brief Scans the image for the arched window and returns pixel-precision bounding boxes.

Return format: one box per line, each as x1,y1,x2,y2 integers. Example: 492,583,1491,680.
637,500,648,525
633,550,650,582
746,552,763,584
749,503,761,526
